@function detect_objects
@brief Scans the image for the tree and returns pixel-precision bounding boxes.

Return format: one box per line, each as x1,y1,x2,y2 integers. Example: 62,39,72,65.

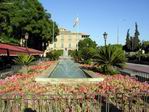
133,22,140,51
78,37,97,49
130,36,134,51
134,22,140,37
80,47,96,63
0,0,59,50
78,37,97,64
124,23,140,52
111,44,123,50
94,45,126,75
142,41,149,53
125,29,131,51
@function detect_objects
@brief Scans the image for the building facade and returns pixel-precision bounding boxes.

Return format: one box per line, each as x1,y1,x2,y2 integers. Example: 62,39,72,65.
45,28,89,53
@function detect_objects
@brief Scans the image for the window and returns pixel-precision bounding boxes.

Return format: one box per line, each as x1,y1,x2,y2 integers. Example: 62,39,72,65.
61,43,64,48
69,43,71,48
68,35,71,41
61,35,64,41
54,43,56,48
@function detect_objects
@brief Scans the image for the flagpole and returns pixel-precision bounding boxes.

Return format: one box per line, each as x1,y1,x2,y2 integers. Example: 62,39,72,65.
76,24,78,51
73,17,79,51
52,21,54,49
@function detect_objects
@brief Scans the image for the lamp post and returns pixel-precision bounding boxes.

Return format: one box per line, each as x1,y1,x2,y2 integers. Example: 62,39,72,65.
103,32,108,46
25,32,29,47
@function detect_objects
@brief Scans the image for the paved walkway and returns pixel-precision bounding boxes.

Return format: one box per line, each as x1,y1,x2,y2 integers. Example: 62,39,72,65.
125,63,149,73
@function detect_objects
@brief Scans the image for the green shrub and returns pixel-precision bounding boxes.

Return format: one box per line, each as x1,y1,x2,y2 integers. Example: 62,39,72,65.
46,50,63,60
98,65,120,75
140,53,149,62
68,50,74,56
126,52,149,64
14,54,35,73
14,54,35,66
84,59,92,64
68,50,81,62
94,45,126,75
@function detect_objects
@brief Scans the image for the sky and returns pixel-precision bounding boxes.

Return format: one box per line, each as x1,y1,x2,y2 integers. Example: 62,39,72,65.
40,0,149,46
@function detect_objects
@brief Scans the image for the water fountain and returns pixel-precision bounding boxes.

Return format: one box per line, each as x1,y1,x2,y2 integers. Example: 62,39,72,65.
35,49,104,83
49,58,88,78
63,48,68,57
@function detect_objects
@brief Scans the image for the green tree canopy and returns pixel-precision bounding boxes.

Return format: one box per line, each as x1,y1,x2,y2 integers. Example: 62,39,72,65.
78,37,97,64
125,29,131,51
110,44,123,50
0,0,59,50
124,23,140,52
142,41,149,53
78,37,97,49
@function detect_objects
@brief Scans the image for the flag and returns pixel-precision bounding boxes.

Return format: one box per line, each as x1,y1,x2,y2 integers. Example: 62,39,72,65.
73,17,79,27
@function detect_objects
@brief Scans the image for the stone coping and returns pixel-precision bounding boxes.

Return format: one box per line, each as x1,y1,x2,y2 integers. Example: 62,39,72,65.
35,61,104,84
82,69,102,78
35,78,104,84
37,61,58,78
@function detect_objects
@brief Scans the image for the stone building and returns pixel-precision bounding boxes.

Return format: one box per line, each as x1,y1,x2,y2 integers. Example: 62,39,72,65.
45,28,89,55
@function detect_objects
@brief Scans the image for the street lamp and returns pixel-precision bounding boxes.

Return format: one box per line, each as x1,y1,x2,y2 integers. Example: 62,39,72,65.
25,32,29,47
103,32,108,46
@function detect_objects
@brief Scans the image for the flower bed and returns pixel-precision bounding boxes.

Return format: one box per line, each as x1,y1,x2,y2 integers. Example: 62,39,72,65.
0,61,149,111
0,61,149,96
0,61,54,95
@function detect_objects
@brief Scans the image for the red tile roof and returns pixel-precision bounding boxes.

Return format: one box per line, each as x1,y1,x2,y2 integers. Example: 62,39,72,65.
0,43,43,56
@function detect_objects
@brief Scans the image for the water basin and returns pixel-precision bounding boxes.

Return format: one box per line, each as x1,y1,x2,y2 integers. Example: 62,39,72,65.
49,58,88,78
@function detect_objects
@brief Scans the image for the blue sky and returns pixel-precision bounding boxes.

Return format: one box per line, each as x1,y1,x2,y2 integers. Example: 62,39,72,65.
40,0,149,46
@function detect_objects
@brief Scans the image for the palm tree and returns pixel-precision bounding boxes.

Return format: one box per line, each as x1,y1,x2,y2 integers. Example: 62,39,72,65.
94,45,126,75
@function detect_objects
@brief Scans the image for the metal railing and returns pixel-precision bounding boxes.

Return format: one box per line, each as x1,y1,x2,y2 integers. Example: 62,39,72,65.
0,93,149,112
120,69,149,83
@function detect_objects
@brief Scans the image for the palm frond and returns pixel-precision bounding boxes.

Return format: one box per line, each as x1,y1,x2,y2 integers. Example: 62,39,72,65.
94,45,126,75
14,54,35,66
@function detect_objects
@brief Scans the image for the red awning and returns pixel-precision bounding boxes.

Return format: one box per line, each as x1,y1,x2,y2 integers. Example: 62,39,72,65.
0,43,43,56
